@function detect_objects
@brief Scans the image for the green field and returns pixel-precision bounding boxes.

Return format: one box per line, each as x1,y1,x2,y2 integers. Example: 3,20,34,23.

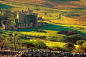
0,0,86,50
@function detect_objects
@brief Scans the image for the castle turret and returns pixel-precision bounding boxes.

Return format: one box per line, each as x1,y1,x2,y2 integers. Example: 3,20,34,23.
21,10,24,13
27,8,33,15
17,10,19,19
27,8,29,15
33,13,38,23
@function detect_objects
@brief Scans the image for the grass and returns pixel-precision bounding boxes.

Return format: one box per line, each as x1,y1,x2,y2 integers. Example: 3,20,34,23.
0,1,86,25
0,0,86,50
28,39,79,49
0,3,13,9
0,23,86,36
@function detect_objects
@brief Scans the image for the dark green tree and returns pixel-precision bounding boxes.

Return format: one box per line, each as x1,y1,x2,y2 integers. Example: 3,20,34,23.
12,32,23,51
33,40,46,49
0,34,11,50
83,42,86,48
76,40,85,45
63,42,75,51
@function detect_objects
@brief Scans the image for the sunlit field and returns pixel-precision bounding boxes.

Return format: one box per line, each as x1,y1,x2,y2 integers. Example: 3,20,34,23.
0,0,86,52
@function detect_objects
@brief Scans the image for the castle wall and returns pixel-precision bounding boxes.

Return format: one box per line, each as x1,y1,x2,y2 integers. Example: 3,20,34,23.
35,22,41,27
33,13,38,23
29,10,33,15
2,8,45,30
38,17,42,20
26,15,30,24
18,13,26,22
18,23,33,29
5,25,12,30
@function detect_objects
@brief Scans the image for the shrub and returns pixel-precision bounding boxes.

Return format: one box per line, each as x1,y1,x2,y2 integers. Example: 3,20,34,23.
46,35,56,41
37,29,46,33
76,40,85,45
33,40,47,49
63,42,75,51
83,42,86,48
72,49,85,53
72,45,86,53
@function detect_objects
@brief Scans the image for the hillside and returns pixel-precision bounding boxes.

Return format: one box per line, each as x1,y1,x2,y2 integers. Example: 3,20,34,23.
5,0,86,9
0,0,86,52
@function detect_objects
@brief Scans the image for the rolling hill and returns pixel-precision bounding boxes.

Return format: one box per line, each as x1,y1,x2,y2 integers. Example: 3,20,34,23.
0,0,86,51
4,0,86,9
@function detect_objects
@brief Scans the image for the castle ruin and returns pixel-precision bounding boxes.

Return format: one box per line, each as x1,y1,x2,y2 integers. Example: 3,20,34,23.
1,8,45,30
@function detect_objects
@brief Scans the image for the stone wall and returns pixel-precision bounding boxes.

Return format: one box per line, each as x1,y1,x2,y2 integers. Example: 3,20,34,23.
33,13,38,23
35,22,41,27
5,25,12,30
18,23,33,29
18,13,26,22
29,10,33,15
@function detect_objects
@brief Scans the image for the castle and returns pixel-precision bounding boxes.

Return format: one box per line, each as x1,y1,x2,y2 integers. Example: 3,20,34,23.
1,8,45,30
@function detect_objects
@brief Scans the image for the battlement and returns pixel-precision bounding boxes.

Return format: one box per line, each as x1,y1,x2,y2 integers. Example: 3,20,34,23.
17,8,33,15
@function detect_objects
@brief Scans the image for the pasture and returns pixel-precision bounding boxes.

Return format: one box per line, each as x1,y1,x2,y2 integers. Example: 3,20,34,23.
0,0,86,50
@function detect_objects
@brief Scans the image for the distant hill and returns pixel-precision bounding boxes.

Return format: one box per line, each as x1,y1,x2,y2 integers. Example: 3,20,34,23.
4,0,86,9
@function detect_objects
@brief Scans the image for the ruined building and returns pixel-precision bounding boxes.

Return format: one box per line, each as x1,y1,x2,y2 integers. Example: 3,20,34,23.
2,8,45,30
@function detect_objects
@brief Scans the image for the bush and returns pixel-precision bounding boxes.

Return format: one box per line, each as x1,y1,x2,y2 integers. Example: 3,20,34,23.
83,42,86,48
76,40,85,45
72,45,86,53
46,35,56,41
63,42,75,51
72,49,85,53
33,40,47,49
37,29,46,33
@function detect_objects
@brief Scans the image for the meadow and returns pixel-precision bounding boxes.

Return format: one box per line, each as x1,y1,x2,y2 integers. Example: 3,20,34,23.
0,0,86,51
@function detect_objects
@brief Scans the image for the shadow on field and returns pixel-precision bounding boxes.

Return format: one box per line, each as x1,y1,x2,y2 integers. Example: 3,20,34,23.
40,24,86,35
16,23,86,36
0,3,13,9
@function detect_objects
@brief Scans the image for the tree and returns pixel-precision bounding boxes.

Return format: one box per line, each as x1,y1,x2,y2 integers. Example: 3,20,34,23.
63,42,75,51
76,40,85,45
12,32,23,51
0,14,7,26
46,35,55,41
83,42,86,48
58,14,61,19
0,34,11,50
33,40,46,49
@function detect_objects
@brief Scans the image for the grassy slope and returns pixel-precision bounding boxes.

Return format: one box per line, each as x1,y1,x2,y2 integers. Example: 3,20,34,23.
0,1,86,25
0,1,86,36
0,1,86,48
28,39,79,48
5,0,86,9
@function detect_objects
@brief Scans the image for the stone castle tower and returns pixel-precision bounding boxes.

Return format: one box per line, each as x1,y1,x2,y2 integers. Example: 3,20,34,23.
2,8,44,30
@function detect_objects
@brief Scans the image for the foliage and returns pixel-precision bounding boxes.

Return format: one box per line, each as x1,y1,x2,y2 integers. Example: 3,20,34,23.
11,32,24,50
0,32,24,50
0,34,11,50
63,42,75,51
82,42,86,48
0,15,7,26
72,45,86,53
66,35,83,44
46,35,56,41
0,0,86,51
57,37,66,42
76,40,85,45
33,40,46,49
